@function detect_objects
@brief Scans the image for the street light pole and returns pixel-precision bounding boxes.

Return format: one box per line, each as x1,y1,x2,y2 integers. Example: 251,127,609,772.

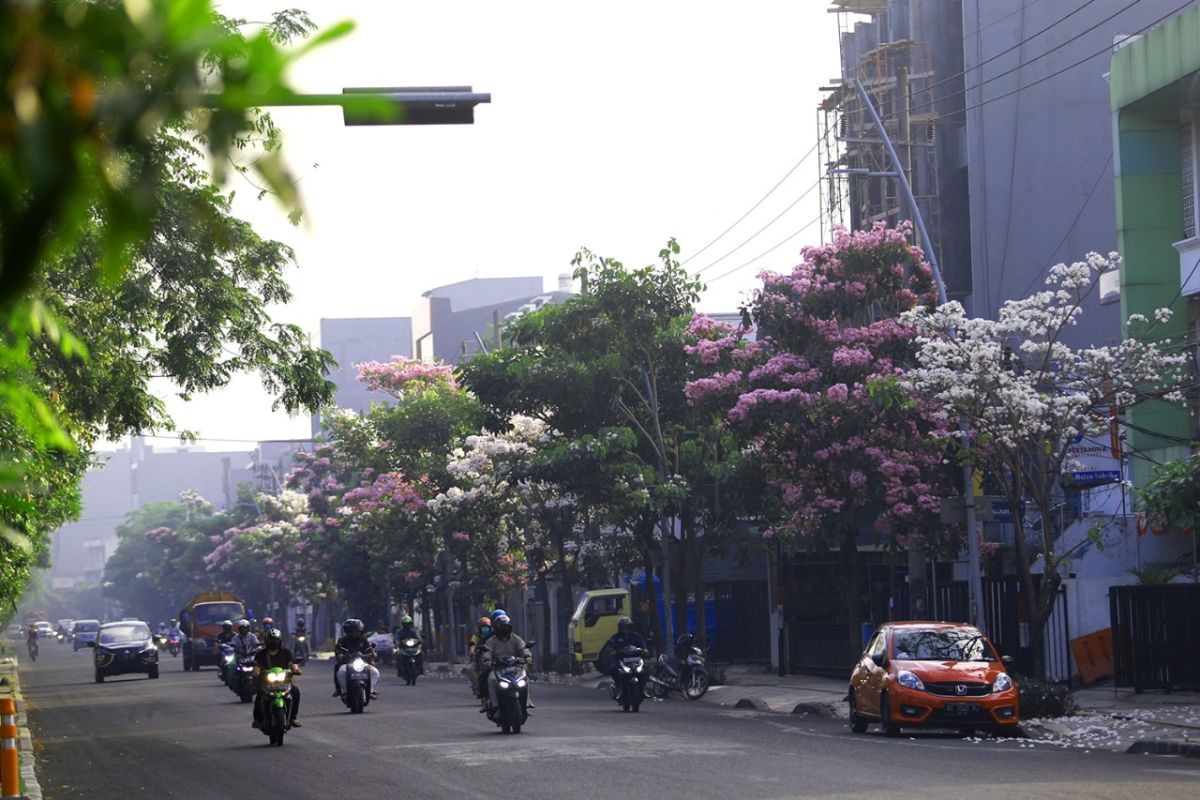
201,86,491,126
851,78,986,632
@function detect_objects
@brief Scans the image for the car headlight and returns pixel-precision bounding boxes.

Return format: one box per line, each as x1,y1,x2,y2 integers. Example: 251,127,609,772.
896,670,925,691
992,673,1013,692
351,658,366,671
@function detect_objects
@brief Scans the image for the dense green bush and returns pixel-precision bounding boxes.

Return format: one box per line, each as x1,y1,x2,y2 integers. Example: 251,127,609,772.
1013,674,1076,718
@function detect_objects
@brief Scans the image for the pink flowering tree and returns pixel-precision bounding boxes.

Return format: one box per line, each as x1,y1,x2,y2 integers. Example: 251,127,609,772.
686,222,954,656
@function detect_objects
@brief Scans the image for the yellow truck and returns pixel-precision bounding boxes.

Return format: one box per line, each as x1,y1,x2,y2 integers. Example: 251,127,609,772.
567,588,630,666
179,591,245,672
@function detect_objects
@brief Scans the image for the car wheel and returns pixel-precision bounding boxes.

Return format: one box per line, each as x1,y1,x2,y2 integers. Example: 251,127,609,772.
879,693,899,738
95,671,104,684
148,665,159,679
848,690,868,734
960,727,976,738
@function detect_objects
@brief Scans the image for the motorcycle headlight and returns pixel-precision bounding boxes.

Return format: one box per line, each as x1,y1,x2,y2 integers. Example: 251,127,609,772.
516,678,527,688
296,635,306,642
620,665,631,673
992,673,1013,693
498,679,511,689
351,657,366,671
266,672,284,683
687,654,703,665
896,670,925,691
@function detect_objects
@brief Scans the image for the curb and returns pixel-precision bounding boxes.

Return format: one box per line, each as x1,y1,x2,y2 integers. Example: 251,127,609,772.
0,655,43,800
1126,740,1200,759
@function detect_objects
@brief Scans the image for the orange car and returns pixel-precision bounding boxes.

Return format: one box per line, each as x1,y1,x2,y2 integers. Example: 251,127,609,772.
848,621,1019,736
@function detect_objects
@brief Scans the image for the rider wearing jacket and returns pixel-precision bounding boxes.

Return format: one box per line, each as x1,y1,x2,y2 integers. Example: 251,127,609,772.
251,629,302,729
600,617,647,681
333,618,380,698
480,614,531,711
230,620,259,657
392,614,424,674
466,617,492,699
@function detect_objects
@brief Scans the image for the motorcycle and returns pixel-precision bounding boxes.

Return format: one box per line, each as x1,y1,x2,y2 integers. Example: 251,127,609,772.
217,643,236,684
26,638,38,662
340,655,374,714
292,633,309,666
55,631,66,645
166,634,181,657
396,638,422,685
485,641,535,735
609,645,648,712
231,654,257,703
646,644,710,700
258,668,295,747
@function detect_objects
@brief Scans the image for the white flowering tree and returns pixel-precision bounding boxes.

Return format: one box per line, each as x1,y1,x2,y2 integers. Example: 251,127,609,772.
902,253,1188,676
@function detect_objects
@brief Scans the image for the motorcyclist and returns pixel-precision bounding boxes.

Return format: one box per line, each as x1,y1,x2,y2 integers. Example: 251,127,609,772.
26,625,38,658
251,629,302,729
475,610,506,707
600,616,648,683
466,616,492,699
333,618,380,699
231,619,260,657
392,614,423,675
480,614,532,713
166,618,184,639
214,620,235,645
293,616,307,642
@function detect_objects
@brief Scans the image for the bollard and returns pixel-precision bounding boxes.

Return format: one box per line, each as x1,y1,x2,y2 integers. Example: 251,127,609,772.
0,696,18,800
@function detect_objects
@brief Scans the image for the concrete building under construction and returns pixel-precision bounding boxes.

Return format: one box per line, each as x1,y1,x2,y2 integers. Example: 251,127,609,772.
819,0,972,300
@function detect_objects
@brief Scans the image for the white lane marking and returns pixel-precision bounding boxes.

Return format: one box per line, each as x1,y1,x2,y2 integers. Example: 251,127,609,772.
376,734,744,764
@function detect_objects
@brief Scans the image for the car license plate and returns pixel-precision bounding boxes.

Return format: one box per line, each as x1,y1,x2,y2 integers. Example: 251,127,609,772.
945,702,980,714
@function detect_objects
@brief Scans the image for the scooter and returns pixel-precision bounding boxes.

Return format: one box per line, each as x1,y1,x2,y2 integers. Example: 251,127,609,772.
292,633,309,666
396,638,422,685
485,642,535,735
218,643,236,685
609,645,648,712
231,654,257,703
166,634,181,657
646,644,710,700
340,655,374,714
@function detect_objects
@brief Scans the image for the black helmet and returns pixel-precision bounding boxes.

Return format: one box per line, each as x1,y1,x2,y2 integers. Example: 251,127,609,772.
617,616,634,634
264,629,283,648
343,618,364,636
493,615,512,636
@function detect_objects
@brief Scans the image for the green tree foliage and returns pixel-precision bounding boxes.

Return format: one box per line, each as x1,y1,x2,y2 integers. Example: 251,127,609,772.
1138,452,1200,579
1,0,350,609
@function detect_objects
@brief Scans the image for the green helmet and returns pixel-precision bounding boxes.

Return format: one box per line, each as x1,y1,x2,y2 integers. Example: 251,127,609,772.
400,614,413,626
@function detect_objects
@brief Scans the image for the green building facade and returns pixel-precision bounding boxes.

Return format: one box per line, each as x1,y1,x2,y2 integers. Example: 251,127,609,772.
1111,6,1200,486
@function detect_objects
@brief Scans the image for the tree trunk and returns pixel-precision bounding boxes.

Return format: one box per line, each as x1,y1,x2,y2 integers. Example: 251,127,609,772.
841,527,862,661
683,514,707,649
537,570,553,672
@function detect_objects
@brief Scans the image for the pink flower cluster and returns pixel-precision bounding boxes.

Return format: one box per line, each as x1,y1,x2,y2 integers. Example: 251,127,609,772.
356,356,457,399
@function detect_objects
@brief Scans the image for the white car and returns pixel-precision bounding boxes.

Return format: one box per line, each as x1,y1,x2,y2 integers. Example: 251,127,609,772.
34,621,53,638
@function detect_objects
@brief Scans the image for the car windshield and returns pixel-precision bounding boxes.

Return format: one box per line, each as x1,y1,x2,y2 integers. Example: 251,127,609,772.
192,603,243,626
892,628,995,662
74,622,99,633
98,624,151,645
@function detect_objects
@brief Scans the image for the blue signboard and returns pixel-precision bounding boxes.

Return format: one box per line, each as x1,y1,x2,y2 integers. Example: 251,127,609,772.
1065,470,1121,486
990,498,1012,524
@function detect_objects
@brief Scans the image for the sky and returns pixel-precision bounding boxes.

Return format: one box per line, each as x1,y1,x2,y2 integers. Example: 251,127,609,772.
144,0,844,450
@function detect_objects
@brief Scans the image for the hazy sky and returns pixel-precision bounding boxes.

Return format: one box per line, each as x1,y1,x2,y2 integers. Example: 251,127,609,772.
146,1,843,449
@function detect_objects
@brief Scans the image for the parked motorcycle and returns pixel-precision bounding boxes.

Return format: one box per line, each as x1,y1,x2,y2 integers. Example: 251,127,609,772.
341,655,374,714
646,643,709,700
609,645,649,712
396,638,422,685
485,642,535,735
292,634,309,666
258,668,295,747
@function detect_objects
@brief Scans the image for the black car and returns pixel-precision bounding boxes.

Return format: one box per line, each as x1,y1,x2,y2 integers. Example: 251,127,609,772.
90,621,159,682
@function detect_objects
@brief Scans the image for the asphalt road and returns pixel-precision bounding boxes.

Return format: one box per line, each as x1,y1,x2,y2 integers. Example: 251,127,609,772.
17,643,1200,800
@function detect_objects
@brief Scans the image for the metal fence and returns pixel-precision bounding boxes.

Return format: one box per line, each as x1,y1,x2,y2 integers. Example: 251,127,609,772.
1110,584,1200,691
933,577,1071,683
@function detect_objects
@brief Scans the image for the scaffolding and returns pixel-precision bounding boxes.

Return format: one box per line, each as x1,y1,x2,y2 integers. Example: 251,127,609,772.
819,3,944,265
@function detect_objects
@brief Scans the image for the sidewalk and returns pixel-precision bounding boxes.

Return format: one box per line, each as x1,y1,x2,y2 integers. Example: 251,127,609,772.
0,650,44,800
701,665,848,717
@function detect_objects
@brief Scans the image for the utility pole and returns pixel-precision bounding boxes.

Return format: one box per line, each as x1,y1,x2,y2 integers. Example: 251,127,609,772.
853,78,985,633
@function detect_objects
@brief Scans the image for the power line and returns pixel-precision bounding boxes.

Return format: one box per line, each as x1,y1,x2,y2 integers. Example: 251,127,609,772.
705,213,823,286
693,175,823,276
1017,153,1113,299
682,141,819,267
909,0,1175,119
922,0,1102,101
964,0,1047,41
